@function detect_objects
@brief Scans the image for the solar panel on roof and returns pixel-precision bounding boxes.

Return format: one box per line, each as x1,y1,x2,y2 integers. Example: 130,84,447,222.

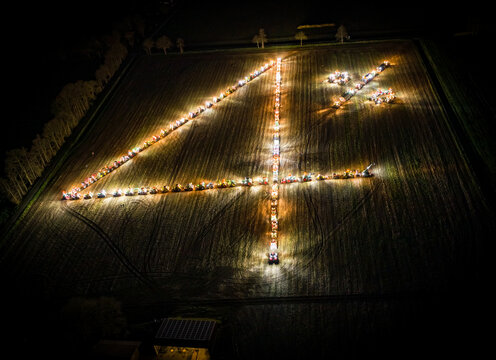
155,318,216,341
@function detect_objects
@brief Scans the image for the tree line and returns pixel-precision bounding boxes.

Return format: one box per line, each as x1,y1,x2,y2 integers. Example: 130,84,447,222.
252,25,349,48
142,35,185,55
0,29,135,204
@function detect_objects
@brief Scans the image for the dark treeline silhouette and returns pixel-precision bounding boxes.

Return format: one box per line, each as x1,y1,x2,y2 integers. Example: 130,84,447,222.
1,40,127,204
142,35,185,55
0,12,159,205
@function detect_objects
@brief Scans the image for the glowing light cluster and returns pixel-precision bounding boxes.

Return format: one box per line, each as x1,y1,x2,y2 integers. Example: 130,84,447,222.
61,59,277,200
326,70,351,85
369,88,396,105
280,163,376,183
332,60,390,109
61,176,273,200
269,57,282,265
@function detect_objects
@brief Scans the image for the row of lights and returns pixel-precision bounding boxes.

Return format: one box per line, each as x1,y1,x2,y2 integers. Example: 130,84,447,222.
61,163,377,201
269,58,282,265
62,177,265,200
368,88,396,104
61,59,278,200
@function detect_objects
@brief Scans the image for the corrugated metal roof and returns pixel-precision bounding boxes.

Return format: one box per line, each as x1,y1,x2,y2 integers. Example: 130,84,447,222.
155,318,216,342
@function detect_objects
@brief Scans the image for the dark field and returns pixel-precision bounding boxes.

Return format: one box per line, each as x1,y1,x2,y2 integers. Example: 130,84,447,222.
0,40,490,358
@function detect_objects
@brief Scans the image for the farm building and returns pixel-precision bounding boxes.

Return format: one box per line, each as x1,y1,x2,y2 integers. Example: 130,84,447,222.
153,318,217,359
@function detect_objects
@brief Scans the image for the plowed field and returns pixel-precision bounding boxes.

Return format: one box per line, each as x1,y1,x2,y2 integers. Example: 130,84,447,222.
0,40,489,358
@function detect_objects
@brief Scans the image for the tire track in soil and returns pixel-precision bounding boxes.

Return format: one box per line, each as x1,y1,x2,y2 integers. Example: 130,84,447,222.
320,180,380,249
174,190,247,272
115,198,150,249
300,185,327,260
257,180,379,287
61,201,157,291
143,196,169,274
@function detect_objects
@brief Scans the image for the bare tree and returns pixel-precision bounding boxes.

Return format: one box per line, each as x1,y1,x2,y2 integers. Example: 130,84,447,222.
95,63,112,86
0,178,21,204
43,118,66,150
294,31,308,46
156,35,173,55
252,34,260,48
6,148,34,186
31,134,52,167
176,38,184,54
335,25,349,44
5,159,28,194
142,38,154,55
258,28,268,49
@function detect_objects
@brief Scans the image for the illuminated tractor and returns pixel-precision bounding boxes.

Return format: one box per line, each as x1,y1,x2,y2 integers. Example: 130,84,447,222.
71,193,81,200
217,179,228,188
138,187,148,195
268,252,279,265
258,177,269,185
206,182,215,189
316,174,326,180
113,189,123,197
360,163,375,177
160,185,170,193
370,88,394,104
125,188,135,196
281,174,297,184
302,173,312,182
376,60,390,72
83,192,93,199
268,241,279,265
196,182,206,191
328,71,351,85
362,71,377,84
97,190,107,198
61,191,71,200
185,183,194,191
343,169,354,179
227,179,236,187
242,177,253,186
172,184,184,192
149,187,158,194
384,93,396,103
